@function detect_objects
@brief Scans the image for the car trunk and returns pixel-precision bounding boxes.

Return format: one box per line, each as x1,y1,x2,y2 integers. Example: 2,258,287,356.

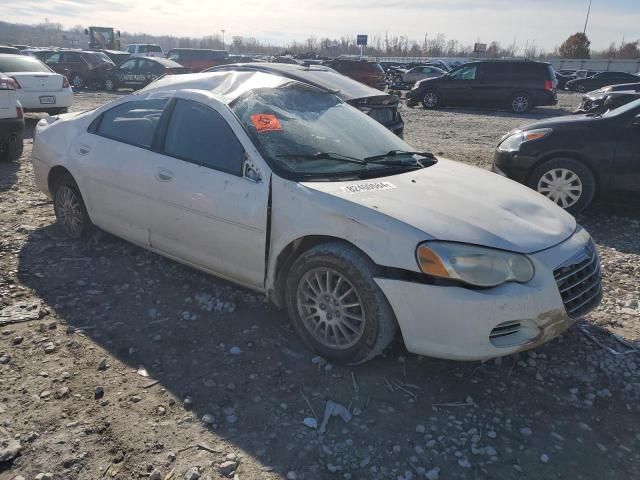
349,94,400,127
9,72,63,92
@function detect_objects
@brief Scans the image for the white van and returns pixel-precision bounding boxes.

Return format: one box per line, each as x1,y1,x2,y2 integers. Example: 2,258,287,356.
126,44,164,58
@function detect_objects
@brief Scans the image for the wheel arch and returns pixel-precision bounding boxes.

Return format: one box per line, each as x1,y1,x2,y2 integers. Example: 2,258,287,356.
47,165,74,194
526,150,602,195
269,235,377,308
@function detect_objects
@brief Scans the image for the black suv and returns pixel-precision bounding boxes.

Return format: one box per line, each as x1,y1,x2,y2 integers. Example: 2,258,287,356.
407,60,557,113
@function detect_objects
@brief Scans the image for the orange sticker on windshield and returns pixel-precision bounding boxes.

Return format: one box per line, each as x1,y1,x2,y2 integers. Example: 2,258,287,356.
251,114,282,133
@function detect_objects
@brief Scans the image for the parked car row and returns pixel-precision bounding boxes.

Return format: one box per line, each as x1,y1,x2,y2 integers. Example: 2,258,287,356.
31,66,604,365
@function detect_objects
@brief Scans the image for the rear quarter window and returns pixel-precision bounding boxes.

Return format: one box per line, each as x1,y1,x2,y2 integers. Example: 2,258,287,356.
511,63,548,81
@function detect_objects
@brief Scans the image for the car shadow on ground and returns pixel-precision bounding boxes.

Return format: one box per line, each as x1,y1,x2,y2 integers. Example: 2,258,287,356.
15,222,638,479
434,105,574,120
577,205,640,255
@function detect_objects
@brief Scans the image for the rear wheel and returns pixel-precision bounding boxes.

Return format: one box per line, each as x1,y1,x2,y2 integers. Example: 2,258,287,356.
528,158,596,214
510,93,533,113
284,242,397,364
52,174,92,238
575,84,587,93
0,132,23,161
421,90,441,109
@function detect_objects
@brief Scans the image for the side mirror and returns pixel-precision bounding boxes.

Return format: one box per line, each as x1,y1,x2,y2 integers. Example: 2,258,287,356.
243,155,262,183
633,114,640,127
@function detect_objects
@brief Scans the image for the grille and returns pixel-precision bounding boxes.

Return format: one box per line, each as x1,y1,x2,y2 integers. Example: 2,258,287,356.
554,242,602,319
367,107,395,124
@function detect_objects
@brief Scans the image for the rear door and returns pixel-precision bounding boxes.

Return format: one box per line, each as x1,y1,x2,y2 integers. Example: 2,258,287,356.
146,92,271,288
70,97,170,245
474,62,512,105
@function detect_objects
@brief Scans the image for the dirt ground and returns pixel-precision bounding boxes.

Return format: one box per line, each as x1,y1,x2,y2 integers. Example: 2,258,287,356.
1,90,639,480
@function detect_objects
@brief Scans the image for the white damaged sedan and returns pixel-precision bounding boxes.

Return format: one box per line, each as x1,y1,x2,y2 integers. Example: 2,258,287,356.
31,70,602,364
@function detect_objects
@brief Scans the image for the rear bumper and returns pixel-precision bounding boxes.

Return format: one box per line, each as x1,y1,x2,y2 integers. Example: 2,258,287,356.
376,227,599,361
17,88,74,111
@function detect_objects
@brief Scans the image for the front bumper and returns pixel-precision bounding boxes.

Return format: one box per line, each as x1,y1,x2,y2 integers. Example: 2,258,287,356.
18,88,74,111
375,227,600,360
492,149,538,185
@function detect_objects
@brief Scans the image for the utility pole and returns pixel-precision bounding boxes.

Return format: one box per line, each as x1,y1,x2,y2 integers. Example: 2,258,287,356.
221,29,226,51
583,0,592,35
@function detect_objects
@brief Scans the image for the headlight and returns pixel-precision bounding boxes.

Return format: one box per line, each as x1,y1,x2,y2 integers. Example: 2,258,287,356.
416,242,535,287
497,128,552,152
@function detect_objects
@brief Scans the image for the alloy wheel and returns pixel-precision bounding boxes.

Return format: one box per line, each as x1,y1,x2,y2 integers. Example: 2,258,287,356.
55,185,84,237
72,74,84,89
537,168,583,209
512,95,529,113
296,267,366,350
423,92,439,108
105,79,114,91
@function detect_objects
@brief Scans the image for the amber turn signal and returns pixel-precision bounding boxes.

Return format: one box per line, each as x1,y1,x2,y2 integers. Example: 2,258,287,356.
417,245,450,278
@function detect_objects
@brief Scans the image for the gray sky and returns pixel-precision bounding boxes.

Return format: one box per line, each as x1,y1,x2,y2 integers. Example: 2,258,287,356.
6,0,640,51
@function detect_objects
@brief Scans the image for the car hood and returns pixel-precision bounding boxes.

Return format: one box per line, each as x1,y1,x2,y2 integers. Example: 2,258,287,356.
302,158,576,254
502,114,595,139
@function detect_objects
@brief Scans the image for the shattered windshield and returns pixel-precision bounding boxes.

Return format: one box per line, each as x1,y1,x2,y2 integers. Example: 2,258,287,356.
231,85,431,180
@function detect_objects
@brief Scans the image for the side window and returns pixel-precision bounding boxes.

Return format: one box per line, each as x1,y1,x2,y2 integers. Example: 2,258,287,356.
119,59,137,71
127,45,135,54
163,99,244,176
168,51,180,62
96,98,168,148
45,53,60,65
481,63,512,81
450,65,477,80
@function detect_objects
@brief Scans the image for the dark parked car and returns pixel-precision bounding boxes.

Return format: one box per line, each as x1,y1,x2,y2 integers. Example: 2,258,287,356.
166,48,229,72
555,71,571,90
205,62,404,136
0,46,20,55
566,71,639,93
23,49,59,62
105,57,189,91
324,59,386,90
493,98,640,213
45,50,115,89
576,89,640,114
407,60,557,113
93,49,131,65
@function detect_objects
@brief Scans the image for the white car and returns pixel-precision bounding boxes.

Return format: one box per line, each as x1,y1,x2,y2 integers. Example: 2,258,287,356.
31,70,602,364
394,65,446,84
0,54,73,115
126,44,164,58
0,75,24,161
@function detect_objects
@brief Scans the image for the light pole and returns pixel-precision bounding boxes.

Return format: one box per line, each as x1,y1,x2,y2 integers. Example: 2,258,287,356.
221,29,226,51
583,0,592,35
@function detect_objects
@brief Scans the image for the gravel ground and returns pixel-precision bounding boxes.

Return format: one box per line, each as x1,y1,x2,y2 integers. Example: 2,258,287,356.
0,90,639,480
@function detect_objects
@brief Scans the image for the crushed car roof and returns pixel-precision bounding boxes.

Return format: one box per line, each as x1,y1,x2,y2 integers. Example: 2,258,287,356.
139,70,308,104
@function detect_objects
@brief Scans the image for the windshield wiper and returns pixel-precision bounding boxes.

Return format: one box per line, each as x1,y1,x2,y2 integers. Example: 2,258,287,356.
277,152,367,165
364,150,436,166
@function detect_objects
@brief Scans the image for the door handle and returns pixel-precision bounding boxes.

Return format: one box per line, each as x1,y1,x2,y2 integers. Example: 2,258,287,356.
77,144,91,155
155,168,174,182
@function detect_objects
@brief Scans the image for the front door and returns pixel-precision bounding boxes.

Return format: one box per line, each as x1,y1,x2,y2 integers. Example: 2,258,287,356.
146,93,270,289
610,105,640,202
441,63,479,105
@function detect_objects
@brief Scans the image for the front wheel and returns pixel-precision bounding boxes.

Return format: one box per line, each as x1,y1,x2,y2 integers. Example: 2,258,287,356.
575,84,587,93
52,174,93,238
104,78,116,91
284,242,397,364
70,73,85,89
528,158,596,214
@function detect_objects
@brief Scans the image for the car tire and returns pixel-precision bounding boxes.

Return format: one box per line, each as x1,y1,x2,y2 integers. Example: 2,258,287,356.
510,92,533,113
393,75,403,84
0,132,23,161
575,84,587,93
527,158,596,214
421,90,441,109
70,73,85,89
52,174,93,239
104,78,116,91
284,242,398,365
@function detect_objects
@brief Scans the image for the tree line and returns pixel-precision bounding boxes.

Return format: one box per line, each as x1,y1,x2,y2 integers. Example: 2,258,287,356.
0,20,638,60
